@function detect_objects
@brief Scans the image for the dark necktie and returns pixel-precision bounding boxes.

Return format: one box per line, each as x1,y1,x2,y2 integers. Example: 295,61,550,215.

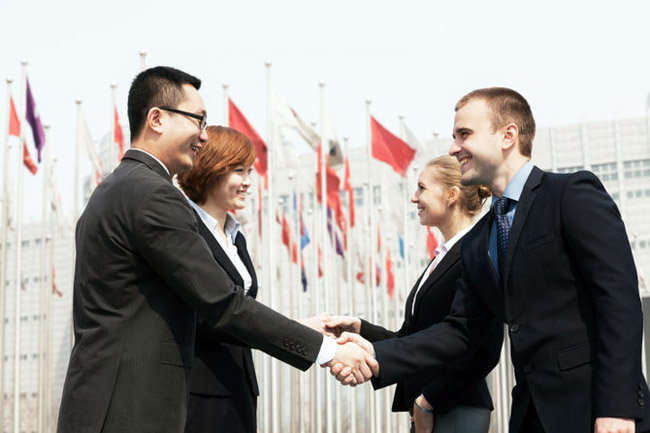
494,197,511,278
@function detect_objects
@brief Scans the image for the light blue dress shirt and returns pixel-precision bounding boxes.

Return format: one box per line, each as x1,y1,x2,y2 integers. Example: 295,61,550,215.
488,161,534,277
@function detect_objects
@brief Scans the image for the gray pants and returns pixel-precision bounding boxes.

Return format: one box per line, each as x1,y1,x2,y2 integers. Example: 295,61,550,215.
411,406,491,433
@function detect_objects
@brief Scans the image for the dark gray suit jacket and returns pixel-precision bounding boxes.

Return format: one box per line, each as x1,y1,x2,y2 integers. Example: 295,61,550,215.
57,149,322,433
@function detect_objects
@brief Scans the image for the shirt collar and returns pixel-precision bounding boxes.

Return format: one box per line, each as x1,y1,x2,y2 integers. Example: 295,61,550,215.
187,200,240,244
130,148,170,176
500,160,533,202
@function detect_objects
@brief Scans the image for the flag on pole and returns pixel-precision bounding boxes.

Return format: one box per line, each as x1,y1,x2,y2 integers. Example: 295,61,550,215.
114,107,125,160
25,78,46,162
301,264,308,292
401,120,425,159
51,266,62,297
370,116,415,177
426,226,438,260
386,247,395,298
22,141,37,174
317,244,323,278
228,98,268,188
77,107,104,186
343,158,355,228
398,232,404,259
8,96,37,174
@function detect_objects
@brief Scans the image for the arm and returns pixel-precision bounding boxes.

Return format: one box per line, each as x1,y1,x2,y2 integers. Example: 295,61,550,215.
134,184,322,370
562,172,643,421
371,273,494,389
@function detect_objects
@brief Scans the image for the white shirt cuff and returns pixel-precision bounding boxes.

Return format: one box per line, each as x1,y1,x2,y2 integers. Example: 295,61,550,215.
315,336,337,365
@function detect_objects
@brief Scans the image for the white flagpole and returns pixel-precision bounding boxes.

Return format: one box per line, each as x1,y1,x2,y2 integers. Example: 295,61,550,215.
222,84,229,125
365,99,379,433
343,136,357,433
398,116,409,313
110,83,118,168
14,59,29,433
319,81,334,433
0,77,14,430
264,61,281,433
37,124,51,433
74,100,82,221
139,51,147,72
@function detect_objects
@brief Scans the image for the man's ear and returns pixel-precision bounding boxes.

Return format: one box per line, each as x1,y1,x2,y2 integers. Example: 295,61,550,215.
502,123,519,151
147,107,164,135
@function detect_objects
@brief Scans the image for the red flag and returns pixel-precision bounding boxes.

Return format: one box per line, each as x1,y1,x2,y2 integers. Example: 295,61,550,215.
281,212,290,250
291,241,298,264
370,116,415,177
377,226,382,253
51,266,63,297
426,227,438,260
376,264,381,287
386,247,395,298
228,98,268,188
344,159,355,228
114,107,124,160
318,244,324,278
9,97,20,137
23,141,37,174
316,144,346,238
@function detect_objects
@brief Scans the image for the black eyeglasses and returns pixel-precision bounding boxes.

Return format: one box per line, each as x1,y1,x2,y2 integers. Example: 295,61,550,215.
159,106,207,131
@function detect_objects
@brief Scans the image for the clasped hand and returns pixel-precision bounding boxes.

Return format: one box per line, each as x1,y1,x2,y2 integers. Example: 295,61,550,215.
300,314,379,385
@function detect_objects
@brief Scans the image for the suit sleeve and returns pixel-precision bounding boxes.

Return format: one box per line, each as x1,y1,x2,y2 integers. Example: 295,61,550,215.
133,183,323,371
359,319,398,342
371,272,495,389
421,319,503,411
561,171,644,419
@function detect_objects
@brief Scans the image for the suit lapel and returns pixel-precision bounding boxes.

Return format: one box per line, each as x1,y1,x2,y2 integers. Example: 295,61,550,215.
404,262,431,323
411,243,461,319
122,149,172,183
466,213,505,318
235,233,258,298
194,212,245,288
503,167,543,288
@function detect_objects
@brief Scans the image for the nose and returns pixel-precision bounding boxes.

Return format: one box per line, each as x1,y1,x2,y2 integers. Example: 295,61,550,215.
411,191,418,204
199,128,208,142
449,140,460,157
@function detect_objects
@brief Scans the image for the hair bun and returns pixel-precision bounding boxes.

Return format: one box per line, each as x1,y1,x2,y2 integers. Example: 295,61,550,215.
477,185,491,199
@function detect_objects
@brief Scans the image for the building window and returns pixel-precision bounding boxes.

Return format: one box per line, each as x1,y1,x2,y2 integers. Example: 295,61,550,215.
353,187,364,207
624,159,650,178
21,240,30,247
373,185,382,206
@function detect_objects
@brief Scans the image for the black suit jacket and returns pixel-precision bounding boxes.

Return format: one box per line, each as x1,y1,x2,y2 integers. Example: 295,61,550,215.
190,215,259,398
57,150,322,433
372,167,650,433
359,240,502,414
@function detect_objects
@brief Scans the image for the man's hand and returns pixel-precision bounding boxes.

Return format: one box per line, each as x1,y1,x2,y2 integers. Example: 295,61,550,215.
413,394,434,433
323,332,378,385
323,315,361,337
594,417,635,433
299,313,333,336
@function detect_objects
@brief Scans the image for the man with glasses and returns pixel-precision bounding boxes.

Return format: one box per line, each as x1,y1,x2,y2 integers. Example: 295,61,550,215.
57,66,377,433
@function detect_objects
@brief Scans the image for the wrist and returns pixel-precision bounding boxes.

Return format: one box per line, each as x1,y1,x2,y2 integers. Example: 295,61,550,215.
353,318,361,333
414,397,434,414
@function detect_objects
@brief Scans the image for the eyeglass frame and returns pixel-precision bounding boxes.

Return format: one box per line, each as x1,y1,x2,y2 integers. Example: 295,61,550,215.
159,106,207,131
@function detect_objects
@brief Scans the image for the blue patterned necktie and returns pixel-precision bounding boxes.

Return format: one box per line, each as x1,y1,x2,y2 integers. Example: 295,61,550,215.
494,197,511,278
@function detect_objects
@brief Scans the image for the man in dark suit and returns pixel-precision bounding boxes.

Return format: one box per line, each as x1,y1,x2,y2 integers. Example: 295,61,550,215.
57,66,376,433
338,88,650,433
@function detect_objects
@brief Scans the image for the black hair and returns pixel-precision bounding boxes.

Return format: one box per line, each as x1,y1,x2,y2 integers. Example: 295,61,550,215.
127,66,201,140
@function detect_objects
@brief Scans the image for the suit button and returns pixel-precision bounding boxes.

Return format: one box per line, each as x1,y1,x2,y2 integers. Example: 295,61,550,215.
639,398,645,407
510,324,520,333
639,390,645,398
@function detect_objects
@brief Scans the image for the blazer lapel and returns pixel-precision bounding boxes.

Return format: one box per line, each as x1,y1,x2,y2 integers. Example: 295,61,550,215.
465,213,504,319
411,243,461,319
194,212,244,288
235,233,258,298
503,166,543,288
404,263,431,324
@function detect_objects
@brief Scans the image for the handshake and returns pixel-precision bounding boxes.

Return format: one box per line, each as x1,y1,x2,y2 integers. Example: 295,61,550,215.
301,314,378,386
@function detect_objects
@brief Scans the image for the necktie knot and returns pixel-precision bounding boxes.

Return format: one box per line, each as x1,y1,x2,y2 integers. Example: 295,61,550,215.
494,197,510,217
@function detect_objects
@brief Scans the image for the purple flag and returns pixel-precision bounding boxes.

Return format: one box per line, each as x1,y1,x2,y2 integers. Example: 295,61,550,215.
25,78,46,162
326,207,345,258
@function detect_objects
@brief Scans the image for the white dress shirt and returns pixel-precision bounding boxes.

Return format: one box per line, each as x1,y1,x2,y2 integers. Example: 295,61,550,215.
188,200,253,294
411,226,472,315
188,199,337,365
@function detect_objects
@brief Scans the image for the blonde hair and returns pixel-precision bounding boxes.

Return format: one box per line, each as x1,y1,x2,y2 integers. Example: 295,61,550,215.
425,155,491,216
